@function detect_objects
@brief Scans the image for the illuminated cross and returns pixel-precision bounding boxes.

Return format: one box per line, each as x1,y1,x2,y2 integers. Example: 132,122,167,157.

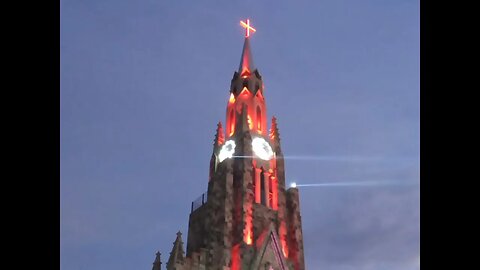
240,19,256,38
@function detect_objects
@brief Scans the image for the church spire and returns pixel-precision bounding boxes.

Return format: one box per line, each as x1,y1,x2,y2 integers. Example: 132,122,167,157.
238,37,255,76
167,19,306,270
238,19,257,77
166,231,185,270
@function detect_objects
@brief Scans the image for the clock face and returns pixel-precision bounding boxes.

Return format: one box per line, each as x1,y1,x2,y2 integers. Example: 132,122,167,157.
218,140,236,162
252,137,274,160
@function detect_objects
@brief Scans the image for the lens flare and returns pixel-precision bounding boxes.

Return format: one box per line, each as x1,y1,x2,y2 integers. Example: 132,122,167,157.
294,180,417,188
231,155,418,164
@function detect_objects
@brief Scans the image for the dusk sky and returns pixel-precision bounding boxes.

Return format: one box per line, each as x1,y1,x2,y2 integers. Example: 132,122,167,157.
60,1,419,269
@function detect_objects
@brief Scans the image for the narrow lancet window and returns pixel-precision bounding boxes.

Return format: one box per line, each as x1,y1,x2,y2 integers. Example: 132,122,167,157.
256,106,262,132
229,109,235,136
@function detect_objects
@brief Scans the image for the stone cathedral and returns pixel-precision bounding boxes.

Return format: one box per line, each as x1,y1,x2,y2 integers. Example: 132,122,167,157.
151,20,306,270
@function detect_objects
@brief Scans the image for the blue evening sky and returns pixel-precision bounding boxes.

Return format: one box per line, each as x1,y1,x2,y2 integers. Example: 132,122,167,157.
61,0,419,269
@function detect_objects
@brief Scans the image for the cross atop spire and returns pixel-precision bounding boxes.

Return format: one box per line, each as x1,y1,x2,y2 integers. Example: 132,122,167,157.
240,19,256,38
238,19,258,76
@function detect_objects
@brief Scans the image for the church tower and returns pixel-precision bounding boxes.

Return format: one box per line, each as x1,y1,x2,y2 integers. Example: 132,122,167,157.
155,20,306,270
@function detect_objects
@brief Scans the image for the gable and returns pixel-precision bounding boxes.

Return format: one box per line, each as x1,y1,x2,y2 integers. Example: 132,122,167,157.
250,226,289,270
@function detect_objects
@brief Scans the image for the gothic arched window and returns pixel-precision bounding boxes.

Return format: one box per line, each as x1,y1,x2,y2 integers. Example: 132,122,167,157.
229,109,235,136
256,106,262,132
260,170,266,206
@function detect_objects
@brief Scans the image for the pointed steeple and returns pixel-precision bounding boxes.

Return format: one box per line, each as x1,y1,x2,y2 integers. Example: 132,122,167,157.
152,251,162,270
238,38,256,76
230,28,263,97
166,231,185,270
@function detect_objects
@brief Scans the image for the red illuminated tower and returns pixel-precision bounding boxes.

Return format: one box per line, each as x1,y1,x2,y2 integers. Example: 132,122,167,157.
160,20,306,270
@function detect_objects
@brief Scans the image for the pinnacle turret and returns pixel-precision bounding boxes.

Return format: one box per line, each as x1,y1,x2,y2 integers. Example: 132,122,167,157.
166,231,185,270
270,116,283,153
214,121,225,147
270,116,280,141
152,251,162,270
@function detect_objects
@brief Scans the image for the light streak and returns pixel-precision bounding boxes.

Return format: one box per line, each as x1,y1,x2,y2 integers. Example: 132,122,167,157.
231,155,418,164
293,180,418,188
280,155,418,163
